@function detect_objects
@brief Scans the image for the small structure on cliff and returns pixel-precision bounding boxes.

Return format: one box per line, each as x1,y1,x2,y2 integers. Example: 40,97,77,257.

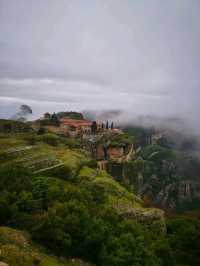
59,118,93,137
32,110,118,138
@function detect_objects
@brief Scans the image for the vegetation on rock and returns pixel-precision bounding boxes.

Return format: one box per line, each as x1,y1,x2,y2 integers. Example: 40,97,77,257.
0,122,200,265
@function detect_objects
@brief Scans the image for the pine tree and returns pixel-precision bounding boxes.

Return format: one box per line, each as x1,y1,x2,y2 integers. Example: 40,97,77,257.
111,122,114,130
91,121,97,134
106,120,109,130
51,113,59,126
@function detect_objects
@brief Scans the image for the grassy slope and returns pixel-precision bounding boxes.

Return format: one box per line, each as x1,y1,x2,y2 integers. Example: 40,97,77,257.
0,133,165,264
0,134,90,177
0,226,92,266
0,134,164,219
0,226,64,266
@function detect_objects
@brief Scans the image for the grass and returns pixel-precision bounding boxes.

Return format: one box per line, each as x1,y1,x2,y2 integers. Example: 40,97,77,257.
0,226,93,266
0,134,91,179
0,132,165,232
78,166,97,179
0,226,65,266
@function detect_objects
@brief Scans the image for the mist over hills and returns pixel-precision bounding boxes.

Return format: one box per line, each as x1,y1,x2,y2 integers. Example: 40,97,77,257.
1,0,200,134
3,103,200,149
1,1,200,265
84,109,199,136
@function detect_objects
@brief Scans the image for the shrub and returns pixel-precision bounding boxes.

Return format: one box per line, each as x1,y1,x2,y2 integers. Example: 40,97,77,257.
37,133,60,146
37,127,46,135
0,162,32,193
64,138,81,149
23,133,37,145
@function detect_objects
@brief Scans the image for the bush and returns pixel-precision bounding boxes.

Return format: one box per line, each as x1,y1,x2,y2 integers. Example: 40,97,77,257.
37,127,46,135
64,138,81,149
23,133,37,145
110,133,133,147
167,217,200,266
0,162,32,193
37,133,60,146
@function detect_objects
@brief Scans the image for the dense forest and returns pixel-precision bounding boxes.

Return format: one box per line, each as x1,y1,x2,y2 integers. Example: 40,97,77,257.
0,120,200,266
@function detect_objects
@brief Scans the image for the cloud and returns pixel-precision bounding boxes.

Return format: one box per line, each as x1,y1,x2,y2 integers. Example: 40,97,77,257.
0,0,200,132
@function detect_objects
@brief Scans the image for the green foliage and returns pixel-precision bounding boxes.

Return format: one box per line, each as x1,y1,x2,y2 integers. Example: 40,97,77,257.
0,162,32,193
110,133,133,147
0,119,32,133
23,133,38,145
100,220,161,266
0,132,200,266
0,226,73,266
36,163,72,179
37,127,46,135
124,143,200,211
167,217,200,266
63,138,81,149
56,111,84,120
36,133,60,146
123,126,150,147
139,145,174,161
0,197,11,224
50,113,59,126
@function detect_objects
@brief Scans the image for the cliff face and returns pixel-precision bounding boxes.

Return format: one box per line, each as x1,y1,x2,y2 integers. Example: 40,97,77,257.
96,144,125,160
82,130,133,161
154,180,200,211
123,144,200,212
81,130,137,196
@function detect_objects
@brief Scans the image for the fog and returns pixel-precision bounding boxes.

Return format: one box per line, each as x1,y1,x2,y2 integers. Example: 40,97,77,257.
0,1,200,133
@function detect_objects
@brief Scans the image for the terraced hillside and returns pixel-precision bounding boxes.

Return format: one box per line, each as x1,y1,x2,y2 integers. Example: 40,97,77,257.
0,133,91,178
0,133,163,222
1,131,185,265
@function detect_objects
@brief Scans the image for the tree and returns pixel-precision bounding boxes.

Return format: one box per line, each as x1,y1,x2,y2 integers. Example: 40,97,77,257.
37,127,46,135
91,121,97,134
111,122,114,130
51,113,59,126
11,104,33,121
0,196,11,224
106,121,109,130
20,105,33,115
167,218,200,266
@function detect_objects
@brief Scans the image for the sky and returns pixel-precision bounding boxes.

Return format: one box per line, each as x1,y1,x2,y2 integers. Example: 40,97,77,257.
0,0,200,131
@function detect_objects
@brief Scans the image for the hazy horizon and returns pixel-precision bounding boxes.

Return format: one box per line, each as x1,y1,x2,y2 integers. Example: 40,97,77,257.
0,1,200,132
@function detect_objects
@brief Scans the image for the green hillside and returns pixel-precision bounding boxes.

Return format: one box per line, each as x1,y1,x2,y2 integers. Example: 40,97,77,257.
0,226,92,266
0,130,200,265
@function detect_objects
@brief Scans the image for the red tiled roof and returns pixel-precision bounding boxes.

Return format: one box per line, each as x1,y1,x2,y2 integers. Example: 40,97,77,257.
60,119,92,127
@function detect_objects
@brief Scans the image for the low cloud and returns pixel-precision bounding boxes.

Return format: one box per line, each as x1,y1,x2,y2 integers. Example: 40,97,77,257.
0,0,200,133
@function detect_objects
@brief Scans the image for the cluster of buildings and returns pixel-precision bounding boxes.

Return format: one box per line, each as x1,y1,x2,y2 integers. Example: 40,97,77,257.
32,112,116,138
59,118,94,137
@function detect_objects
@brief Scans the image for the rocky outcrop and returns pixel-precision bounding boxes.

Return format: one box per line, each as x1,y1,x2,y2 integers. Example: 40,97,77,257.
97,160,108,171
125,164,200,212
155,180,200,210
0,262,9,266
119,207,166,233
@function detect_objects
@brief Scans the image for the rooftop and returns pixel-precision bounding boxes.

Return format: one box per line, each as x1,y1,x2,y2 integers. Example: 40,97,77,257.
60,118,93,127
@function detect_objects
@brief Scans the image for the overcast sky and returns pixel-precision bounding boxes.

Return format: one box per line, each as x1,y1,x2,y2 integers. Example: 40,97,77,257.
0,0,200,131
